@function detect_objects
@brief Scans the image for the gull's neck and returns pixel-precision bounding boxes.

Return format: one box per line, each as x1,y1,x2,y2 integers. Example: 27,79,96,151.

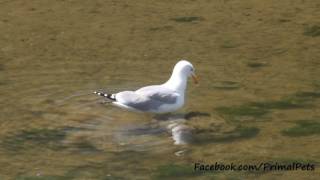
163,69,188,93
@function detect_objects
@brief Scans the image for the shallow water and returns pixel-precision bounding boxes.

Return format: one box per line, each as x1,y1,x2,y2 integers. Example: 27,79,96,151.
1,0,320,179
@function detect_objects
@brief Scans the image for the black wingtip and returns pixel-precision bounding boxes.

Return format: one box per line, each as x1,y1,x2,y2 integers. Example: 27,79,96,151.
94,91,116,101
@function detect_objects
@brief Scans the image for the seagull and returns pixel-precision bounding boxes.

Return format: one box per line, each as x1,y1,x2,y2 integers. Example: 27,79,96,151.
94,60,198,113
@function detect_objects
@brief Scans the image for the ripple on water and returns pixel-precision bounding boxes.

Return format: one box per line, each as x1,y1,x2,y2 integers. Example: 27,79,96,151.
111,122,171,152
169,123,193,145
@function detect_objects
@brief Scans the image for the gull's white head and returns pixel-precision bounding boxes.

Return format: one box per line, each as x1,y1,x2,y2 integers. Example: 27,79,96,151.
164,60,198,92
172,60,198,84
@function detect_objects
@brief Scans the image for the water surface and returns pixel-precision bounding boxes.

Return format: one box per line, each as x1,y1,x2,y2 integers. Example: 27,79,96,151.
0,0,320,179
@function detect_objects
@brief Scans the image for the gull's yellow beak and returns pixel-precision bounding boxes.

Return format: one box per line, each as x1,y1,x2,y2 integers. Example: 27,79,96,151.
191,73,199,84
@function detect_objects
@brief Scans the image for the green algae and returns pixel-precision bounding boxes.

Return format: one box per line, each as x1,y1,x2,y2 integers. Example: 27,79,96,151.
282,120,320,137
211,81,240,90
216,91,320,121
153,163,213,179
195,126,260,144
1,128,69,151
171,16,203,23
303,25,320,37
216,106,268,118
247,62,267,68
16,176,69,180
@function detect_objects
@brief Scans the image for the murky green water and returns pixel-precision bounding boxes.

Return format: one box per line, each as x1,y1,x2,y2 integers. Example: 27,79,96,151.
1,0,320,179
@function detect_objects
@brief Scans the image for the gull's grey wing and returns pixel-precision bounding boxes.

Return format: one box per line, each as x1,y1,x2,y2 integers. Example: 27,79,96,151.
115,86,178,112
135,85,178,104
